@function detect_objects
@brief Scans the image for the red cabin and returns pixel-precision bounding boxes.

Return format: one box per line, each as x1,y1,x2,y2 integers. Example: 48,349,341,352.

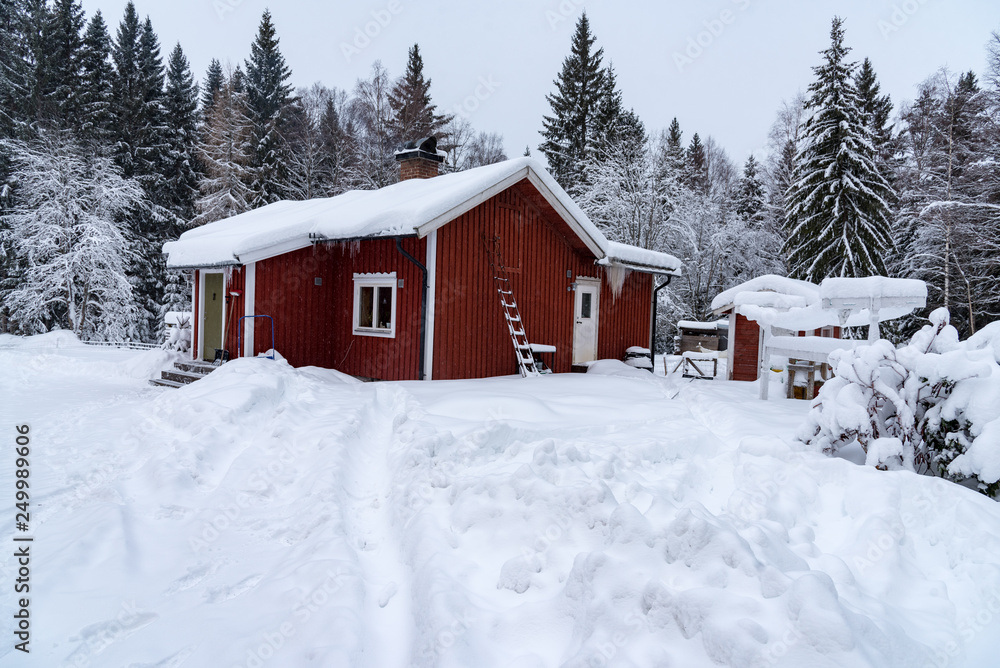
164,141,681,381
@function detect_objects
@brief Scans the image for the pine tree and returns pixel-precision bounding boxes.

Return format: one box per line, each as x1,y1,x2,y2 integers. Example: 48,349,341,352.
78,10,114,146
162,42,199,223
388,43,449,143
539,12,608,191
244,9,294,207
784,17,895,281
201,57,223,113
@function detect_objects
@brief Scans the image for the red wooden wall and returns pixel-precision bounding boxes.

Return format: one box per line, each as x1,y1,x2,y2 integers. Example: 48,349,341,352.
731,314,761,382
191,178,654,380
249,239,426,380
433,181,652,380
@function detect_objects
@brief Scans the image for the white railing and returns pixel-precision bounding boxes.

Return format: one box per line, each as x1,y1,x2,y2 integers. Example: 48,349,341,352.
81,341,162,351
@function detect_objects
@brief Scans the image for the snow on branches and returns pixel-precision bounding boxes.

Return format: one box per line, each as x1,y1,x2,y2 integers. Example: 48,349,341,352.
799,308,1000,498
0,130,144,340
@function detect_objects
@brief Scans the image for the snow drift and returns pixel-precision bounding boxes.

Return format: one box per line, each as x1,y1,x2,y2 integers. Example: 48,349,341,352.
3,340,1000,666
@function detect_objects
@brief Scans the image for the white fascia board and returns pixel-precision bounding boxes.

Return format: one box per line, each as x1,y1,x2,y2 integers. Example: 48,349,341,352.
236,238,314,265
414,167,530,239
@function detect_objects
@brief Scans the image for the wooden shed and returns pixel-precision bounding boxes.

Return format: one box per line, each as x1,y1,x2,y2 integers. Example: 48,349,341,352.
164,142,682,381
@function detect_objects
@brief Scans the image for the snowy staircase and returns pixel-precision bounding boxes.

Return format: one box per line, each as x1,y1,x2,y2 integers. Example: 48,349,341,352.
149,360,219,389
486,235,539,378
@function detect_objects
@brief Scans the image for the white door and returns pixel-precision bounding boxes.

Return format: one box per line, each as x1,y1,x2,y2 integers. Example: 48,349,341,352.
573,280,600,364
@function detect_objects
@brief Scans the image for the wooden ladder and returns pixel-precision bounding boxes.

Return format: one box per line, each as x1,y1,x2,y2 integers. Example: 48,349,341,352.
485,235,539,378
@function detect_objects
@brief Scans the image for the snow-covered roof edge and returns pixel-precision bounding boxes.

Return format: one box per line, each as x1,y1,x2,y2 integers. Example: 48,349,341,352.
710,275,819,313
598,241,682,276
162,157,682,278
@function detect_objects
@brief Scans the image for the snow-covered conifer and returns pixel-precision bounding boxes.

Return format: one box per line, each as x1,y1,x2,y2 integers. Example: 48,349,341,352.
784,17,895,281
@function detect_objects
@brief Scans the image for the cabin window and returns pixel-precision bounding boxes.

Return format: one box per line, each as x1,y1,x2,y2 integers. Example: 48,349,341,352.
353,273,396,338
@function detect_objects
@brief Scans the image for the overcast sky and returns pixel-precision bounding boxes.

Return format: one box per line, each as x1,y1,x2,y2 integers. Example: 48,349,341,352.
78,0,1000,167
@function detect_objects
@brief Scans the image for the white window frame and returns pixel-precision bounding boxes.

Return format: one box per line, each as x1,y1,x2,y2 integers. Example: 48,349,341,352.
353,272,397,338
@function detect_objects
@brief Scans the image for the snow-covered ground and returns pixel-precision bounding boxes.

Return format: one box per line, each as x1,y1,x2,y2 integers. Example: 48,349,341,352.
2,336,1000,667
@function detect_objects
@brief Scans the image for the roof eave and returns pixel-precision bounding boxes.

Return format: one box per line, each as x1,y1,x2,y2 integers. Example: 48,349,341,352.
601,259,682,277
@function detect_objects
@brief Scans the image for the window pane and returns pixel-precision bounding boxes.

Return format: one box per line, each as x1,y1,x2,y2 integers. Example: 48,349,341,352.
359,286,374,328
377,286,393,329
581,292,592,319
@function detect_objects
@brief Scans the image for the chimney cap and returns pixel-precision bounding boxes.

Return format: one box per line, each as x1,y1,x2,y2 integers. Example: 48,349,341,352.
394,136,445,163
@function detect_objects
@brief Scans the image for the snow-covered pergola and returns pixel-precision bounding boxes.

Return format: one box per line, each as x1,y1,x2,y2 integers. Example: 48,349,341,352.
711,275,927,399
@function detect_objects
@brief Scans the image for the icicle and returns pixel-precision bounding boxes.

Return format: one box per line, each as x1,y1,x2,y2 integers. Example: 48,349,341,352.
604,264,630,300
335,240,362,257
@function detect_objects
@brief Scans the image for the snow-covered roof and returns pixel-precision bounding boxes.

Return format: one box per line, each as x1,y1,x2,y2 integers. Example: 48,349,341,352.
711,274,927,330
819,277,927,304
677,321,720,332
599,241,681,276
164,158,673,274
711,275,818,312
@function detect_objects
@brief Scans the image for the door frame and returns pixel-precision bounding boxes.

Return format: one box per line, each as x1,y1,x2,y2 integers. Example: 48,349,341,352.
198,271,226,362
572,277,601,365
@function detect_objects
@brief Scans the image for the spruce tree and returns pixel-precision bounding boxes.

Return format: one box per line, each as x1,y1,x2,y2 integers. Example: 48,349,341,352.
201,57,223,112
162,42,199,223
40,0,85,125
134,16,167,187
21,0,49,123
111,5,171,341
589,62,624,161
855,58,894,171
388,43,449,143
539,12,608,191
0,0,30,139
244,9,294,207
110,1,141,176
78,10,114,146
685,133,708,193
736,155,766,224
784,17,894,281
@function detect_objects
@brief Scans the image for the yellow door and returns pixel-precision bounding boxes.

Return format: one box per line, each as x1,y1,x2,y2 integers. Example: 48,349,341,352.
202,273,224,361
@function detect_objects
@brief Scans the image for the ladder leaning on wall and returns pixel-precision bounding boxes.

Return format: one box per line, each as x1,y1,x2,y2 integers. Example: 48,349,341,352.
484,235,539,378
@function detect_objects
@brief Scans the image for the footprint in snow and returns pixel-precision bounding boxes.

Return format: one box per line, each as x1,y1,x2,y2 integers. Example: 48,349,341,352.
164,563,214,595
378,582,398,608
204,573,264,603
66,608,159,663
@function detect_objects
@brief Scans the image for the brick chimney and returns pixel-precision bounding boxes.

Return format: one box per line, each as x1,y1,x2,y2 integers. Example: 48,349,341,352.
395,137,444,180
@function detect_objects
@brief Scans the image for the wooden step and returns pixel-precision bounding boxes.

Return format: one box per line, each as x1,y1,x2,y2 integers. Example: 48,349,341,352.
161,369,207,385
175,361,219,375
149,378,185,389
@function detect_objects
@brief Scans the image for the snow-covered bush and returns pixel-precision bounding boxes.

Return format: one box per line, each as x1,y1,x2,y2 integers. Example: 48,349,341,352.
798,308,1000,497
164,313,193,353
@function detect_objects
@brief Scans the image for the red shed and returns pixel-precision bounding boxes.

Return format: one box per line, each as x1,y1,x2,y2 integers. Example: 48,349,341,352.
164,141,681,381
